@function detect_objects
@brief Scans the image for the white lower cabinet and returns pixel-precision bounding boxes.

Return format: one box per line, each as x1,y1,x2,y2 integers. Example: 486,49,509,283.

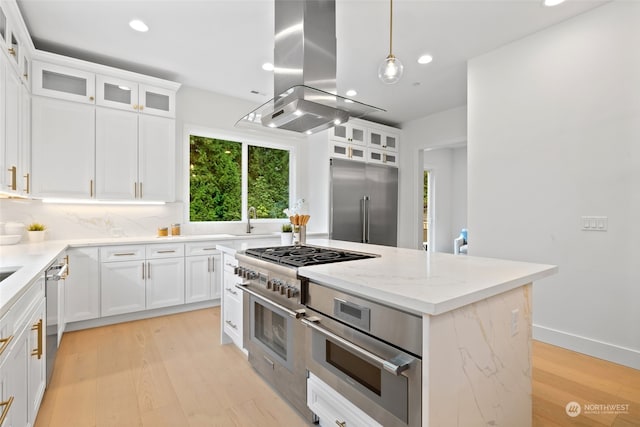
64,247,100,323
146,257,185,310
100,259,146,317
100,244,185,317
307,373,382,427
0,274,45,427
27,299,46,426
185,254,221,303
221,253,242,349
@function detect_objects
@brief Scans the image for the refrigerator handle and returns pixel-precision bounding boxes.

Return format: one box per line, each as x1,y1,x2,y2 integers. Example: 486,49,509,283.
364,195,370,243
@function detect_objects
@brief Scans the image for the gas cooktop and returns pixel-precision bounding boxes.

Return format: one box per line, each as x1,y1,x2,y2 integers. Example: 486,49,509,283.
244,245,377,268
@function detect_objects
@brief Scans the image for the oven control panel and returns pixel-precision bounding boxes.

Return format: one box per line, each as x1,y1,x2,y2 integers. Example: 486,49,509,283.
234,266,300,299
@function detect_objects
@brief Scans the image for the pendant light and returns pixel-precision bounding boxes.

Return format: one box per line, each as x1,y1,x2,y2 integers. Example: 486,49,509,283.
378,0,403,84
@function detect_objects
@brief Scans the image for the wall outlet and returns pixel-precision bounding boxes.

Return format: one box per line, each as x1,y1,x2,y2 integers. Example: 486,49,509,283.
511,309,519,336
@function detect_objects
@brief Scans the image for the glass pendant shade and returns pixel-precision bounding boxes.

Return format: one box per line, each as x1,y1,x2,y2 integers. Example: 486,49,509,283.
378,54,404,84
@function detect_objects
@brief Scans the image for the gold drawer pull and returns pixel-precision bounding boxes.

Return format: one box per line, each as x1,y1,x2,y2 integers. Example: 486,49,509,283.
7,166,16,191
31,319,43,359
23,173,30,194
0,396,14,426
0,335,14,356
156,250,176,254
113,252,136,256
335,420,346,427
8,47,15,56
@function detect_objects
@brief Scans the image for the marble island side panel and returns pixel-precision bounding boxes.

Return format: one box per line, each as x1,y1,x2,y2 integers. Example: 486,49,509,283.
423,284,532,427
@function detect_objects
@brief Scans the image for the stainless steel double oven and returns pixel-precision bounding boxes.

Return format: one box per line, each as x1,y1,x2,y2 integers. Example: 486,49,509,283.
235,245,422,427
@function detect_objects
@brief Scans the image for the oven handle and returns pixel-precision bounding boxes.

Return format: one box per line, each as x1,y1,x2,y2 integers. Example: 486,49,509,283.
235,284,306,319
301,316,410,376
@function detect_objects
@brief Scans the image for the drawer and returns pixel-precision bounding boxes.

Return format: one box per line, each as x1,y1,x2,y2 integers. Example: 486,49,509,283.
223,254,238,272
185,241,231,256
100,245,145,262
1,275,45,364
223,281,242,304
307,373,382,427
223,298,242,345
146,243,184,259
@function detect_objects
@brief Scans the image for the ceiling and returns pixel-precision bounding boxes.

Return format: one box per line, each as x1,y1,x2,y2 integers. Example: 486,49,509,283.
17,0,606,127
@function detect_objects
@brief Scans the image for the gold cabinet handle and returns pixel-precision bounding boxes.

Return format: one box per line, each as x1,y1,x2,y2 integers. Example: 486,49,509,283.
64,255,70,278
23,172,30,194
31,319,43,359
134,182,138,198
90,179,94,198
147,262,151,279
139,182,143,198
133,104,139,110
0,335,14,356
142,262,145,280
7,166,16,190
89,96,94,101
335,420,346,427
139,105,144,111
8,47,15,56
0,396,15,426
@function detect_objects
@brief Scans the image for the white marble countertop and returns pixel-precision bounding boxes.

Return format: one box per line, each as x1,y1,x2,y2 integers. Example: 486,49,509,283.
293,239,558,316
0,233,323,317
0,241,67,317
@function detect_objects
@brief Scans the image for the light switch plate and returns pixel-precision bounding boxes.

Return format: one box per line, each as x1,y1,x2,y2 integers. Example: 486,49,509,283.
581,216,607,231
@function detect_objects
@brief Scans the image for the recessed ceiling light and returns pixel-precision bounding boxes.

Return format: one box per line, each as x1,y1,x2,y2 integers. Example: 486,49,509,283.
543,0,565,6
418,54,433,65
346,89,357,97
262,62,274,71
129,19,149,32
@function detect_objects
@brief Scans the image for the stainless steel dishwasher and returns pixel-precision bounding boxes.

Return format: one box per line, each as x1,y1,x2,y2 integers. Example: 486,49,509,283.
45,256,68,386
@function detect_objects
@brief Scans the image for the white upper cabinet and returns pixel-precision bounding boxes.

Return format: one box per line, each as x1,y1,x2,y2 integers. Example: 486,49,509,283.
96,75,175,118
31,97,95,198
138,114,176,201
368,128,399,152
330,122,367,145
33,61,95,104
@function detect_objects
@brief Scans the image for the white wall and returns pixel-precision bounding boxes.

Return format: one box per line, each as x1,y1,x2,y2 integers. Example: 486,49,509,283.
398,106,467,249
423,146,467,253
468,2,640,368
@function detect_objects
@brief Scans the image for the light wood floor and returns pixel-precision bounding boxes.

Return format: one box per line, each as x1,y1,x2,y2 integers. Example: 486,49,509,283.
35,308,640,427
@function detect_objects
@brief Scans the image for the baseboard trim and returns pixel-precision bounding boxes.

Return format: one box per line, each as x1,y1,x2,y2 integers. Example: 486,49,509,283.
65,300,220,332
533,324,640,370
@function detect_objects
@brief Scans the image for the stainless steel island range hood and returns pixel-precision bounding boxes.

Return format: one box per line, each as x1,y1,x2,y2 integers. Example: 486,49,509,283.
236,0,384,135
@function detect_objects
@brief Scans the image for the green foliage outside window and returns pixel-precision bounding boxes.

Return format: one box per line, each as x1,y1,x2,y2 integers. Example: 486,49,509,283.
248,146,289,219
190,136,242,221
189,135,290,222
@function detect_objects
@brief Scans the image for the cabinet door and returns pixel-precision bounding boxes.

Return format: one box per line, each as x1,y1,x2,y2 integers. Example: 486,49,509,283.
31,97,95,198
367,148,398,166
138,115,175,201
64,247,100,323
210,254,221,300
139,84,175,118
331,123,365,145
95,75,139,112
0,329,28,427
95,108,138,200
19,83,30,196
0,56,5,190
101,261,146,317
146,258,185,309
32,61,95,104
27,300,46,426
185,256,211,303
3,64,19,193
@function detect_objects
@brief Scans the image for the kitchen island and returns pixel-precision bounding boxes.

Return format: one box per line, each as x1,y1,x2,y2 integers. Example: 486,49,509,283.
296,239,557,427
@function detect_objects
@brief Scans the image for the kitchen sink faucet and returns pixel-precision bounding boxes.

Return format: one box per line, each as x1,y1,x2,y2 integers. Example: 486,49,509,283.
247,206,257,233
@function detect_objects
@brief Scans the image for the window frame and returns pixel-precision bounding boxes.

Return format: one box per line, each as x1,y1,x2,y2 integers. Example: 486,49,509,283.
184,125,296,224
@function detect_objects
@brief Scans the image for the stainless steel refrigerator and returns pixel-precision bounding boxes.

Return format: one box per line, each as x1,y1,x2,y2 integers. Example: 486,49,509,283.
329,158,398,246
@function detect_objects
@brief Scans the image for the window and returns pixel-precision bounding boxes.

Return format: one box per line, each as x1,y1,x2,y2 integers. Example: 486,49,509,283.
189,134,291,222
